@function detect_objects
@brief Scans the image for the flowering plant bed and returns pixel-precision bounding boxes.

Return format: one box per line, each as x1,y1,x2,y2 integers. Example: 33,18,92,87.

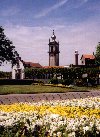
0,97,100,137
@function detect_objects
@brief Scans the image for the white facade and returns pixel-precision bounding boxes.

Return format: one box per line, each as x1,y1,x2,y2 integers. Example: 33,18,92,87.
12,60,24,79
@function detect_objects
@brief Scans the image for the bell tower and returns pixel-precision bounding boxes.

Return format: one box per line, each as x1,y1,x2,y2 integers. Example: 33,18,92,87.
48,30,60,66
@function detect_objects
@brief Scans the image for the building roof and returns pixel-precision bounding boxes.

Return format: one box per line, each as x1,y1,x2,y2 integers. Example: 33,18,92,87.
43,66,64,68
81,54,95,60
23,62,42,68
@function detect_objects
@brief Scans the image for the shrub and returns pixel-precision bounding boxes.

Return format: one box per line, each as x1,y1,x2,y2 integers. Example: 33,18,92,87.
62,78,73,86
34,80,44,84
49,78,58,84
0,79,34,85
74,79,84,86
58,79,63,84
0,71,11,79
88,77,97,86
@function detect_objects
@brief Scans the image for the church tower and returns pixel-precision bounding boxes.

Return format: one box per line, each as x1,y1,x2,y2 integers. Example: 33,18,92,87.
48,30,60,66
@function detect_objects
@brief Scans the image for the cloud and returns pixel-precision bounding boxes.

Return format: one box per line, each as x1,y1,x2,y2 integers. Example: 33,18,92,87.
1,7,20,17
72,0,89,8
34,0,89,18
1,18,100,71
4,25,50,64
3,18,99,70
34,0,69,18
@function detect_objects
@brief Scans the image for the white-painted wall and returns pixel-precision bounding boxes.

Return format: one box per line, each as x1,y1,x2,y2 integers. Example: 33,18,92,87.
12,60,24,79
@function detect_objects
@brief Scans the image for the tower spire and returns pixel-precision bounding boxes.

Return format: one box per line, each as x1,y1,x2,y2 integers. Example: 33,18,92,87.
51,30,56,41
53,29,54,35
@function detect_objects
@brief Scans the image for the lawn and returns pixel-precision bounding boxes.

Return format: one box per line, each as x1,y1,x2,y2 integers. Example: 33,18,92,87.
0,84,100,95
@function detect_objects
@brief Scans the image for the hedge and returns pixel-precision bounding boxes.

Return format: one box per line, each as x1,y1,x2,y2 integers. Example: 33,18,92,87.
0,79,34,85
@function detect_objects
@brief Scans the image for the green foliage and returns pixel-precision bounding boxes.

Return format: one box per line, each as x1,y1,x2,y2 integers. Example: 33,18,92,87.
95,42,100,65
0,121,50,137
49,78,58,84
62,78,73,86
0,26,19,66
88,77,97,86
74,79,85,86
24,67,99,87
34,80,44,84
0,121,99,137
0,79,34,85
0,71,11,79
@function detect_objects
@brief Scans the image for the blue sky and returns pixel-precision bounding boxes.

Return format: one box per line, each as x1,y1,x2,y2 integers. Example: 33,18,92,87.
0,0,100,71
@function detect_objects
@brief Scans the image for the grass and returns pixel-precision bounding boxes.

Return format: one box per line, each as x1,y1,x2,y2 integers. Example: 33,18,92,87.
0,84,100,95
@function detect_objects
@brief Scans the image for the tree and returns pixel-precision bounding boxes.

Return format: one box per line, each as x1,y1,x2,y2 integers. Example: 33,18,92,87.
95,42,100,65
0,26,19,66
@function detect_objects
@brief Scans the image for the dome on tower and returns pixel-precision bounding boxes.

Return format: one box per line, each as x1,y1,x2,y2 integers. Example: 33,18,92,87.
51,30,56,41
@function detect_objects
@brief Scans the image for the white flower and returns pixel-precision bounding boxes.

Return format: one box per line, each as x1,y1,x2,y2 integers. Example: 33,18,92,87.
83,126,90,134
68,131,75,137
57,131,62,137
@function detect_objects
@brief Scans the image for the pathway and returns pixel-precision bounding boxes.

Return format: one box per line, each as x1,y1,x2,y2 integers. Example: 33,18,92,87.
0,91,100,104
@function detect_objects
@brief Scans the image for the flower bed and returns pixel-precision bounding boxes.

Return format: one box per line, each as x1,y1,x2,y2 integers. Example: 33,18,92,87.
0,96,100,137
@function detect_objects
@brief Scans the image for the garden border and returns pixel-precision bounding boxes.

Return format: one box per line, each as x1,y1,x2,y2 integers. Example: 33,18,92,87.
0,91,100,104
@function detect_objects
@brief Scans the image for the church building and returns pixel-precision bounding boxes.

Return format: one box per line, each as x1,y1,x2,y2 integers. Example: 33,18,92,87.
48,30,60,66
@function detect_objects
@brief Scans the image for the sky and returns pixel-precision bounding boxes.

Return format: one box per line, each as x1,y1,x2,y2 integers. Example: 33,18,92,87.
0,0,100,71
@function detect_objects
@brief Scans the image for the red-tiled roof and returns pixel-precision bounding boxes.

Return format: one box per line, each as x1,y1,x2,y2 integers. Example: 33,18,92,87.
43,66,64,68
24,62,42,68
81,54,95,59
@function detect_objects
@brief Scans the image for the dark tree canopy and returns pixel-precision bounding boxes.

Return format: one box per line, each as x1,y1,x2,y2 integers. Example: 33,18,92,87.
95,42,100,65
0,26,19,66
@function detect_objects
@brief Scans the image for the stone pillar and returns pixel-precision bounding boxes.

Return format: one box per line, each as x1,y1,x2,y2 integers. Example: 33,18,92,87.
75,50,79,66
12,69,16,79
